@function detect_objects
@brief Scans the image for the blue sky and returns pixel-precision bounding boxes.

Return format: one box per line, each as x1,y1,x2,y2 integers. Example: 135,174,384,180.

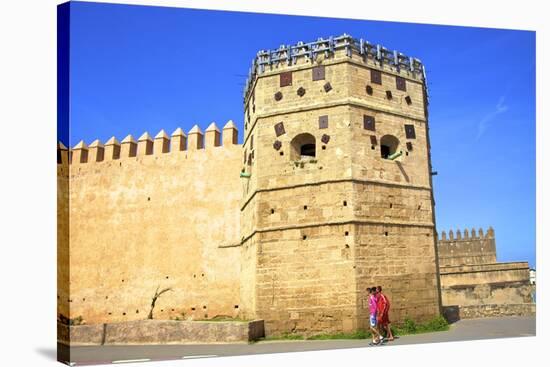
61,1,536,267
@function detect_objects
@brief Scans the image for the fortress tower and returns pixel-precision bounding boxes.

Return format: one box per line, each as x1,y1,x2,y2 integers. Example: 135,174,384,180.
239,35,442,334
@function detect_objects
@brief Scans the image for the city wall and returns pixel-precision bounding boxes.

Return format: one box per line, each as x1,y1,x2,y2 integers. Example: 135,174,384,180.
57,122,243,324
437,228,533,317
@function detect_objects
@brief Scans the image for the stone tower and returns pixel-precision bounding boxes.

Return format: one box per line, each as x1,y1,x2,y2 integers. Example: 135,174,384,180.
239,34,442,335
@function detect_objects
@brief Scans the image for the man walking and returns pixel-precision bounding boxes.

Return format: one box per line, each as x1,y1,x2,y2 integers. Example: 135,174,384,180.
376,286,394,341
368,287,382,345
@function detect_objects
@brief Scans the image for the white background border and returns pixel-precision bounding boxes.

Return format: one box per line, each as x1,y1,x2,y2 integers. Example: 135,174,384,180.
0,1,545,366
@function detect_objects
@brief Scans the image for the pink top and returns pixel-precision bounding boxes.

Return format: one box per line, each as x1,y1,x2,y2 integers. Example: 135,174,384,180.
369,294,378,315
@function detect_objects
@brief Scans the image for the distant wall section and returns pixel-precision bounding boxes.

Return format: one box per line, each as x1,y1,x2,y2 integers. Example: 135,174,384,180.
437,228,534,318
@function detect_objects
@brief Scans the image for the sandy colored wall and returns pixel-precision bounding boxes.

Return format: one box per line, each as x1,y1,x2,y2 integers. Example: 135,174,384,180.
440,262,532,306
58,125,243,324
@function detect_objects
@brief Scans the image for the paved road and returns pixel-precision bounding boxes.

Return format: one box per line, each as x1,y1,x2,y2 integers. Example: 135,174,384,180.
60,316,535,365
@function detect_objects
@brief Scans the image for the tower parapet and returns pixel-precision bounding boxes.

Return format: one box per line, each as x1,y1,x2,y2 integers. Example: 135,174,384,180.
243,34,425,104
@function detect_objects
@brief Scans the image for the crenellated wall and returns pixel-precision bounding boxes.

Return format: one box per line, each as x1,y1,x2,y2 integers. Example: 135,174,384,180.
57,122,243,324
437,227,497,267
437,228,533,315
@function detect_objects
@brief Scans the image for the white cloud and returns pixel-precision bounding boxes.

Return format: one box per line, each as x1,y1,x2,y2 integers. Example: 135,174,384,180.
476,96,509,139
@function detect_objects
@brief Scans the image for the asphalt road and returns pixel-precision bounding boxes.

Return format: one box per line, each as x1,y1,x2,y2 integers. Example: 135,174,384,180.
58,316,536,365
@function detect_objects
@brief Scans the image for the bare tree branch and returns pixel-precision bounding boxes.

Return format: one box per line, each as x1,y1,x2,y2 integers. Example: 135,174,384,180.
147,285,172,320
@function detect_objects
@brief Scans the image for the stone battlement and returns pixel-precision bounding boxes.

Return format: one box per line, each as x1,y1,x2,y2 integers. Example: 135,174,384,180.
438,227,495,241
243,33,425,103
57,121,239,165
437,227,497,268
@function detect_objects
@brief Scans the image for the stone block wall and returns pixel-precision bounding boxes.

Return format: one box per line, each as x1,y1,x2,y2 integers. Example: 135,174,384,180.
457,303,535,319
354,221,441,327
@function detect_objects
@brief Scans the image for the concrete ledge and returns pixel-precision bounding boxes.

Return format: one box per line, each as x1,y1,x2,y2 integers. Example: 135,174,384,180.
443,303,535,321
58,319,265,346
58,323,105,346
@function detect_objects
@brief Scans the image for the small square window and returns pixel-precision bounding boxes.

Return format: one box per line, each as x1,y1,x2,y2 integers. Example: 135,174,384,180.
319,115,328,129
274,122,286,137
405,124,416,139
371,69,382,85
280,71,292,87
396,76,407,91
363,115,376,131
312,65,325,81
386,90,393,100
366,85,373,95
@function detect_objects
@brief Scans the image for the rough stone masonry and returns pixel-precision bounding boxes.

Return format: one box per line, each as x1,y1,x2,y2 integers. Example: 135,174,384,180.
59,34,452,337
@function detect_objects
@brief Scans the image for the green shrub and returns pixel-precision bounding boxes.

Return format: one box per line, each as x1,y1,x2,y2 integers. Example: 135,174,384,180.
260,316,449,342
403,318,417,333
392,315,449,336
419,315,448,332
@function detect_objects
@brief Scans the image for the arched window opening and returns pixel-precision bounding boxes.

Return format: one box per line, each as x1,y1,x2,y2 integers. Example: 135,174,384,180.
291,133,316,160
301,144,315,157
380,135,400,159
